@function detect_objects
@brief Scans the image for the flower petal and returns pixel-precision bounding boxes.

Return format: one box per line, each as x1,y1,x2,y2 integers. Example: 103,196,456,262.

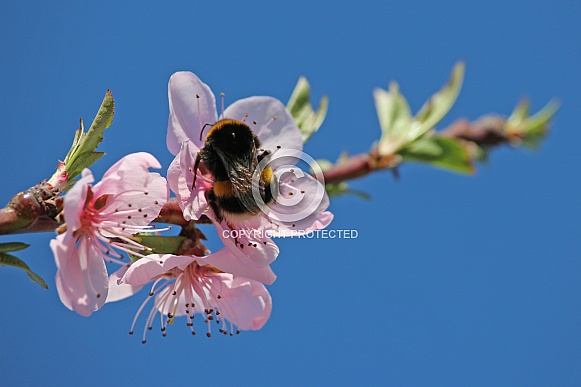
92,152,169,229
167,71,218,155
121,254,196,286
210,213,280,271
223,96,303,156
201,248,277,285
51,235,108,317
106,264,144,303
98,152,162,190
167,141,211,221
211,274,272,330
62,169,94,237
267,171,333,233
155,270,272,330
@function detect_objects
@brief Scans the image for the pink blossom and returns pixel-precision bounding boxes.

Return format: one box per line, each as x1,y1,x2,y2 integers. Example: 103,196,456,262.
114,251,272,343
50,152,168,316
166,71,333,279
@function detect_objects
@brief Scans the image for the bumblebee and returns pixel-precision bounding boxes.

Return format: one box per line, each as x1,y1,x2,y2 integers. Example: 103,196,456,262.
193,118,276,224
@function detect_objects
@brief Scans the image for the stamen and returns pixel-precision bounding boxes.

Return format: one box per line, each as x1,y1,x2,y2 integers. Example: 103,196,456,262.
196,94,203,135
255,115,277,138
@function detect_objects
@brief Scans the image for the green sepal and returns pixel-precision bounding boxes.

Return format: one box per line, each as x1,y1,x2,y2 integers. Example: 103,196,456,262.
0,251,48,289
287,77,329,142
134,235,187,256
400,136,475,174
61,90,115,190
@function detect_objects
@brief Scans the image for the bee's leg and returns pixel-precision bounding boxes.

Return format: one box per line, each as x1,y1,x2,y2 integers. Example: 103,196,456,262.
192,152,201,190
208,191,244,248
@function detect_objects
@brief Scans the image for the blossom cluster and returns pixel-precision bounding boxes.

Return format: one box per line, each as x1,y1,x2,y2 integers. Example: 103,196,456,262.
50,72,333,342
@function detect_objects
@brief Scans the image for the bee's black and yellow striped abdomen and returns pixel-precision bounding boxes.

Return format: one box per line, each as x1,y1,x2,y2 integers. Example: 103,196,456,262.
197,119,276,223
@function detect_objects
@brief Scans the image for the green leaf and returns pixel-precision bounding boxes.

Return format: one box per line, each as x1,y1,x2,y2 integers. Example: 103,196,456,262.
325,181,371,199
60,90,115,190
400,136,475,174
135,235,187,255
375,82,414,155
65,151,106,183
505,99,560,149
0,252,48,289
0,242,30,253
287,77,329,142
415,61,465,133
376,62,465,156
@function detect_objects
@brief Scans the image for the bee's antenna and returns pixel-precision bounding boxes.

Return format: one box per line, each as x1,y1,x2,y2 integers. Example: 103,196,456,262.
200,123,213,141
220,93,225,116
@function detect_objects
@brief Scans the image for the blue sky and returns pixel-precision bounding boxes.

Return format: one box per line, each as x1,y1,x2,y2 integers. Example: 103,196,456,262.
0,1,579,385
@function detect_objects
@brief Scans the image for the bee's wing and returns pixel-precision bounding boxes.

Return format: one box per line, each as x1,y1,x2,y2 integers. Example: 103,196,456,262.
214,147,262,214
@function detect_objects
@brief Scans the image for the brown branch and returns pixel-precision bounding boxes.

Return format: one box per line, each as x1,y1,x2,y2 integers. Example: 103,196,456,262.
0,115,522,236
321,116,509,184
0,185,61,235
439,116,507,146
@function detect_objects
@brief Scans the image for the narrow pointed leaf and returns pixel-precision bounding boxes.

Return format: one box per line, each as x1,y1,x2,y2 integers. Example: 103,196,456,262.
287,77,328,142
400,136,475,174
62,90,114,190
376,62,464,156
135,235,187,255
0,252,48,289
0,242,30,253
505,99,559,149
415,61,465,133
